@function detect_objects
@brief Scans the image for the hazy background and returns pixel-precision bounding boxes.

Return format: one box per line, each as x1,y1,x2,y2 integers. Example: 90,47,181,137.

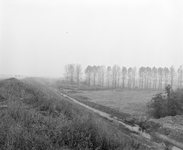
0,0,183,77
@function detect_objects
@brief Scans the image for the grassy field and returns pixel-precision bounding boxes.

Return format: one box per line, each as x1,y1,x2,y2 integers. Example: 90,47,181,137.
70,89,162,117
0,78,151,150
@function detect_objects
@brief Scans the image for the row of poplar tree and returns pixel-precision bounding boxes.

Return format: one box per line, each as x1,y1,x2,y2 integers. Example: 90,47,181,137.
64,64,183,89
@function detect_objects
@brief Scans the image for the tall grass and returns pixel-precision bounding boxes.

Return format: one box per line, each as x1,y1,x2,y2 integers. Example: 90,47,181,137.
0,78,146,150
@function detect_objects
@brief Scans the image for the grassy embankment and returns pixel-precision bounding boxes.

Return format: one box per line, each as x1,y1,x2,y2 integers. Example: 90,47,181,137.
0,78,148,150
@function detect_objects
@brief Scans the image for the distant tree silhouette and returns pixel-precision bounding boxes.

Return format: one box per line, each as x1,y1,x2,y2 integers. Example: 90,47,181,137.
147,67,152,89
127,67,133,89
96,66,105,86
177,65,183,89
116,66,121,87
145,67,151,89
139,67,145,89
92,66,98,86
64,64,183,90
69,64,75,84
158,67,163,90
64,64,75,84
100,65,105,87
121,66,127,88
85,65,92,86
97,66,101,86
132,67,136,88
164,67,169,87
75,64,82,86
170,66,175,88
152,67,158,90
106,66,112,87
64,64,70,85
112,65,118,88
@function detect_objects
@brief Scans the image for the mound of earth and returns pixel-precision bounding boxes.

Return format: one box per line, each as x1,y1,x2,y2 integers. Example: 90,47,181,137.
0,78,39,103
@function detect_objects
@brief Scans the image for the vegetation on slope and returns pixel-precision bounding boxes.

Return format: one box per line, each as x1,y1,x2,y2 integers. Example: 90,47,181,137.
0,78,145,150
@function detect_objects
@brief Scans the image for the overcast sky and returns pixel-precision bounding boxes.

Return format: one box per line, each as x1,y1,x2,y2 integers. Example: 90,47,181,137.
0,0,183,77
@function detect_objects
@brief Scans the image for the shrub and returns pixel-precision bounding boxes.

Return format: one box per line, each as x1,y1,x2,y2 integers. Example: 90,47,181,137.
148,85,183,118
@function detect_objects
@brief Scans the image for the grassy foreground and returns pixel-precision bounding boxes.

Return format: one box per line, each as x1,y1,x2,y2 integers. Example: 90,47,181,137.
0,78,147,150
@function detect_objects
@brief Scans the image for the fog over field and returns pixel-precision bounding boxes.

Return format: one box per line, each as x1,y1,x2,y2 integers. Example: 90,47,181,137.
1,2,183,148
0,0,183,77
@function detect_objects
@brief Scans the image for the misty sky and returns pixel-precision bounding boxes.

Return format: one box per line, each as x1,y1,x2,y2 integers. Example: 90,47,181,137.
0,0,183,77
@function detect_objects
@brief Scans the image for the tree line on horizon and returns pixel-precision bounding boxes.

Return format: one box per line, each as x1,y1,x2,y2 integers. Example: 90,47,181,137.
63,64,183,90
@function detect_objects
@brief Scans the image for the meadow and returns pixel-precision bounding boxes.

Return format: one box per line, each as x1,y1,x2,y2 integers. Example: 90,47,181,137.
69,89,161,117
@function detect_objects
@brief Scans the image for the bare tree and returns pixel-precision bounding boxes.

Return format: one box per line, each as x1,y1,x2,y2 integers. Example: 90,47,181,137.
177,65,183,89
170,66,175,88
112,65,118,88
144,67,148,89
107,66,112,87
127,67,133,89
116,66,121,87
92,66,98,86
145,67,151,89
121,66,127,88
85,65,92,86
147,67,152,89
132,67,137,88
164,67,169,87
152,67,158,90
75,64,82,86
139,66,145,89
69,64,75,84
100,65,105,87
64,64,183,90
64,64,70,85
97,66,101,86
96,66,105,86
158,67,163,90
64,64,75,84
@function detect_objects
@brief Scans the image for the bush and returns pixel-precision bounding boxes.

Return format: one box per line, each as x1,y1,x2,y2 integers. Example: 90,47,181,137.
148,85,183,118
